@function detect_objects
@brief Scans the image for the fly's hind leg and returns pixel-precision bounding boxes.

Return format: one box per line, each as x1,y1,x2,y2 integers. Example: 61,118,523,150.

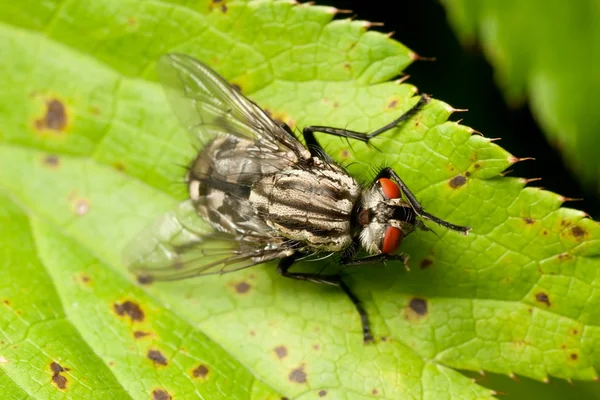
301,94,430,157
277,255,373,343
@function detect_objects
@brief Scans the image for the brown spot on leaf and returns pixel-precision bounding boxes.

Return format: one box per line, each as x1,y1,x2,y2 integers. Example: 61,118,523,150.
209,0,228,12
133,331,149,339
152,389,172,400
318,389,327,397
113,300,144,322
535,292,551,307
192,364,209,379
343,62,351,70
474,163,481,169
570,353,578,360
43,154,60,168
571,226,585,238
289,364,307,384
340,149,350,159
572,329,579,335
147,349,167,366
372,388,379,395
235,281,251,294
387,99,398,109
449,175,467,188
2,299,10,306
420,258,433,269
464,171,471,177
524,218,534,224
542,230,548,236
50,362,68,390
274,345,288,359
249,330,256,336
36,99,68,132
75,273,91,286
312,344,320,351
558,253,572,260
408,297,428,315
127,17,137,26
113,162,126,172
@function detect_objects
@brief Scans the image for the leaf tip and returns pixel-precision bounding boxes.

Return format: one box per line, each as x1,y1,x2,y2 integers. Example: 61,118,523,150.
446,104,469,113
558,195,584,204
519,177,542,186
362,20,385,29
508,156,535,164
330,7,353,15
408,51,436,62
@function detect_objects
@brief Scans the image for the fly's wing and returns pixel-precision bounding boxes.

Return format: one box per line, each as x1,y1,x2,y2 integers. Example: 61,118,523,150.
125,201,293,282
157,53,309,160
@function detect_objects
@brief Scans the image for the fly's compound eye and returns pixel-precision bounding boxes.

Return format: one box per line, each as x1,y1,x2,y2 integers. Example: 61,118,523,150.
379,178,401,199
381,226,404,254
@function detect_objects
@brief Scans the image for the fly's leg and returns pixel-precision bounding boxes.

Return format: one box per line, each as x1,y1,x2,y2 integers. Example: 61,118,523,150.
341,253,410,269
376,167,470,234
277,255,373,343
302,94,430,156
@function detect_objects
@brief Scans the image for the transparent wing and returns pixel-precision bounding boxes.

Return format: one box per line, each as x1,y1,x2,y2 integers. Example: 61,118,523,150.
124,201,291,282
157,53,308,158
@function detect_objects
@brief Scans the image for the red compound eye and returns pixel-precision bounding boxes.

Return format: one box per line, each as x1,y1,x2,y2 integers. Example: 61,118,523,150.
382,226,404,254
379,178,401,199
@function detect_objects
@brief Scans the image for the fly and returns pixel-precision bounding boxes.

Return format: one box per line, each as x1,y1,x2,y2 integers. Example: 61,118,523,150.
126,53,470,343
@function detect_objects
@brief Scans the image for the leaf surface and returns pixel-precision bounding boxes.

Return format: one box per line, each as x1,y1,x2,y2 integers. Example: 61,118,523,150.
0,0,599,398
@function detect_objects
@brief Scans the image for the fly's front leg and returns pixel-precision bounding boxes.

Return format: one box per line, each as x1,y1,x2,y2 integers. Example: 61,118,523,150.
302,94,430,157
376,167,471,234
277,255,373,343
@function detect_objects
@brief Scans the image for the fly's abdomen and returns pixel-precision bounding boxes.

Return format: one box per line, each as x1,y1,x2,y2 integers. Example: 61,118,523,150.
249,163,361,251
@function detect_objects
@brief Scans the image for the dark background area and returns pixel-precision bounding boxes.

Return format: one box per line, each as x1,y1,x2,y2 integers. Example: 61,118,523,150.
320,0,600,219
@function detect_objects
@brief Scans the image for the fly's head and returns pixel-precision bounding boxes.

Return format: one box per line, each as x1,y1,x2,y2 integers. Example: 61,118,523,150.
357,178,417,255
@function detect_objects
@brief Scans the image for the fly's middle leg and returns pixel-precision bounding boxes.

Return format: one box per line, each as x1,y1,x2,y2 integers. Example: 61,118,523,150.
277,255,374,343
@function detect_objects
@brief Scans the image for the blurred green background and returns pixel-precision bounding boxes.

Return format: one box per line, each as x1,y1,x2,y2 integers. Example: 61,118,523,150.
325,0,600,220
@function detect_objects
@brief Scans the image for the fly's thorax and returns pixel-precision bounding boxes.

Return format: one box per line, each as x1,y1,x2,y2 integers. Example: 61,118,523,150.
358,180,417,255
248,159,361,252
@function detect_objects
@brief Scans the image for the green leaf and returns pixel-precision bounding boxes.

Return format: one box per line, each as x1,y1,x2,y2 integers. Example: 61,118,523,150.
1,0,599,398
442,0,600,192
